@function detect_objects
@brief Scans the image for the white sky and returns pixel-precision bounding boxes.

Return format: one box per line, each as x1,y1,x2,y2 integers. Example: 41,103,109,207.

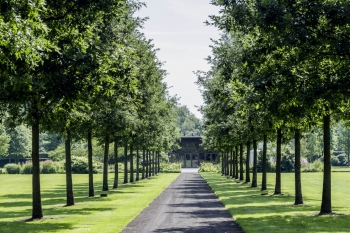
135,0,221,119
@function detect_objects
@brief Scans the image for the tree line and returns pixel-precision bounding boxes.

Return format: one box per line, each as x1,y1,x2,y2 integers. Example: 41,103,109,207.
0,0,183,220
197,0,350,215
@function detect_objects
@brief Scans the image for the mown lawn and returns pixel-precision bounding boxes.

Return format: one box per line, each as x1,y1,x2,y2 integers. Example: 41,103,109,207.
202,172,350,233
0,173,180,233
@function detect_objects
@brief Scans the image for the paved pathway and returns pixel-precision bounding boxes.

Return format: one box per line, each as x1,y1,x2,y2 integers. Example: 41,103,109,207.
122,170,243,233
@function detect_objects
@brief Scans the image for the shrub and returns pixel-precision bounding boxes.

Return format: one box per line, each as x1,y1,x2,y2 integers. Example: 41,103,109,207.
21,162,33,174
337,154,348,166
281,154,294,172
70,156,98,174
159,163,181,173
331,155,340,166
302,159,323,172
199,162,220,172
41,160,57,174
5,163,21,174
257,151,276,172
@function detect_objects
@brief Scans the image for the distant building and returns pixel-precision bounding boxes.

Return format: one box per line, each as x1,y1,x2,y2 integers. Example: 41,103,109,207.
169,136,219,168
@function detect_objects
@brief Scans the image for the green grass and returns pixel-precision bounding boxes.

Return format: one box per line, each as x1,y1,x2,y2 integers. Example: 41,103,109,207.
0,173,179,233
202,172,350,233
331,166,350,172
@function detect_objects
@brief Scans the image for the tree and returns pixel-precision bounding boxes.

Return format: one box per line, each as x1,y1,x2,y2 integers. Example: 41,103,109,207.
0,123,10,156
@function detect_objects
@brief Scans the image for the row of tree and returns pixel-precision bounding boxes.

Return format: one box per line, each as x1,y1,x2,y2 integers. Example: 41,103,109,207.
0,0,181,219
197,0,350,215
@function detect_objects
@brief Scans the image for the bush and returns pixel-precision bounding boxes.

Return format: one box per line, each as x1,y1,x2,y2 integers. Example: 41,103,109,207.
159,163,181,173
337,154,348,166
302,159,323,172
70,156,98,174
199,162,220,172
281,153,294,172
257,151,276,172
331,156,340,166
5,163,21,174
41,160,58,174
21,162,33,174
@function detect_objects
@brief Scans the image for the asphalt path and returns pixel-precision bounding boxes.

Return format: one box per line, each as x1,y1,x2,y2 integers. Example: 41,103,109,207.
122,170,244,233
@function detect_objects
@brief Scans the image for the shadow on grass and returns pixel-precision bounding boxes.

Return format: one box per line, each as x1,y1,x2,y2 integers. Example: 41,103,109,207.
202,172,350,233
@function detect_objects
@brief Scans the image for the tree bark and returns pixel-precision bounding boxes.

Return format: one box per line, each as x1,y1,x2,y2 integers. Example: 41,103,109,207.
142,148,145,179
252,139,258,187
226,151,229,176
157,151,160,174
320,114,332,214
102,134,110,191
113,139,118,189
221,153,224,175
231,148,235,179
65,130,74,206
149,150,152,177
145,149,149,178
123,143,128,184
130,143,134,183
294,129,303,205
239,143,244,181
152,151,155,176
235,145,239,179
245,141,251,183
88,128,94,196
31,109,43,219
261,134,267,191
274,128,282,195
136,148,140,181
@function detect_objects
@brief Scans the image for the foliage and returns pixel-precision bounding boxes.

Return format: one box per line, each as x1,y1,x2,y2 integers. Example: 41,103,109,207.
301,160,324,172
7,125,31,157
4,163,21,174
257,151,275,173
20,162,33,174
174,105,203,136
198,162,220,173
159,163,181,173
280,152,295,172
0,123,10,155
70,156,98,174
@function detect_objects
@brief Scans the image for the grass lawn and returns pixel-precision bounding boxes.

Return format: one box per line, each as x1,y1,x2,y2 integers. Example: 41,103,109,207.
202,172,350,233
0,173,179,233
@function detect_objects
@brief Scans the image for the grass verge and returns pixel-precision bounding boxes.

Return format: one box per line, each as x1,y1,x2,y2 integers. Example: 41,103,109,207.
202,172,350,233
0,173,180,233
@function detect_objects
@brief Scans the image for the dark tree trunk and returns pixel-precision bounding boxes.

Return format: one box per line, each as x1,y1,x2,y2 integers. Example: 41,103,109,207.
294,129,303,205
320,114,332,214
31,110,43,219
152,151,155,176
261,134,267,191
231,148,235,179
113,139,118,189
88,128,94,196
221,153,224,175
252,139,258,187
65,130,74,206
102,134,110,191
142,148,145,179
226,151,229,176
149,150,152,177
245,141,251,183
145,150,149,178
239,144,244,181
123,143,128,184
235,145,239,179
136,148,140,181
274,128,282,195
130,143,134,183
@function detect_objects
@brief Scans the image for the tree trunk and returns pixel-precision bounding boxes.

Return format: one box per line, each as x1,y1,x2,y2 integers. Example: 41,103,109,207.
221,153,224,175
152,151,155,176
102,134,110,191
231,148,235,179
149,150,152,177
65,130,74,206
239,143,244,181
142,148,145,179
136,148,140,181
294,129,303,205
226,151,229,175
130,143,134,183
88,128,94,196
320,114,332,214
31,110,43,219
274,128,282,195
261,134,267,191
145,149,149,178
245,141,251,183
123,143,128,184
113,139,118,189
157,151,160,174
235,145,239,179
252,139,258,187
